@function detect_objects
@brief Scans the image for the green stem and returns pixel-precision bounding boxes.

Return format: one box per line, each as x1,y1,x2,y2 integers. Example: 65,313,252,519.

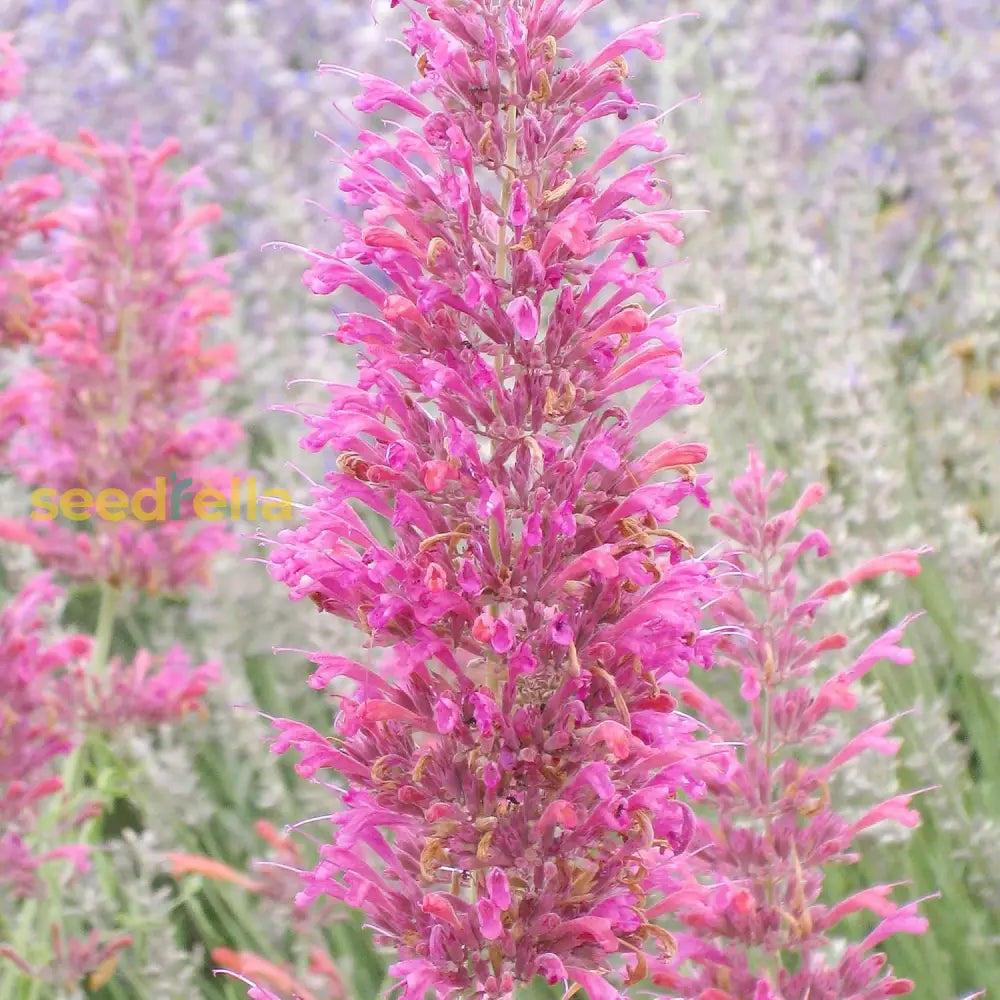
90,582,120,678
0,900,37,1000
62,583,120,795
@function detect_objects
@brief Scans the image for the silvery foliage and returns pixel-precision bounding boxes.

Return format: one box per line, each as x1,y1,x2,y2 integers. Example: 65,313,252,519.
69,831,205,999
656,0,1000,902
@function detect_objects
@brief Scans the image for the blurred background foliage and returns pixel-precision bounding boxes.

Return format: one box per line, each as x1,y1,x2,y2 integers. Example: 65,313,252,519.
2,0,999,997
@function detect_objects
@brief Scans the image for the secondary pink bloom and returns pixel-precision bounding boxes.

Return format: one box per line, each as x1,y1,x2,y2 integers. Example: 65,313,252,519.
0,127,242,593
651,451,927,998
68,646,220,729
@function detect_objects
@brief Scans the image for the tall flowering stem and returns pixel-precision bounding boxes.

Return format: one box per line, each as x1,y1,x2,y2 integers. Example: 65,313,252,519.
0,124,239,748
266,1,722,998
653,451,929,998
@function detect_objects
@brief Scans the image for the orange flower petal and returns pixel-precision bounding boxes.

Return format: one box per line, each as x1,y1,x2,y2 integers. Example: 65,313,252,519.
166,852,262,892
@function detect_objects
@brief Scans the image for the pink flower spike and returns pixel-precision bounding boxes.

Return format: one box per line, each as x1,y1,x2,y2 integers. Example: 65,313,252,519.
259,4,769,998
672,451,927,998
1,126,242,594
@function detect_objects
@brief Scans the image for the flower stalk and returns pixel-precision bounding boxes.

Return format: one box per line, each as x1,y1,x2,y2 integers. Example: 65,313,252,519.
88,583,119,679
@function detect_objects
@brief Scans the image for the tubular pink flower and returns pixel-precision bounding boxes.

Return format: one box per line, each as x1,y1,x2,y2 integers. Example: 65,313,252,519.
262,1,721,997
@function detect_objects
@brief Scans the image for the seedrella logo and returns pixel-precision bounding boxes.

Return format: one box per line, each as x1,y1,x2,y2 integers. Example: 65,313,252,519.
30,473,293,522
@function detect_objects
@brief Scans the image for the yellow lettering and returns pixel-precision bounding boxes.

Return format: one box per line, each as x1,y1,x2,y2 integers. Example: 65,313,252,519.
229,476,242,518
29,488,59,521
260,488,293,521
193,488,226,521
61,488,93,521
246,476,258,519
95,489,129,522
131,478,167,522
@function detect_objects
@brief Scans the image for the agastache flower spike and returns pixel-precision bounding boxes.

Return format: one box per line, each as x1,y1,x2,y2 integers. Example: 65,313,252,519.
0,114,232,734
265,2,720,998
649,450,929,999
0,127,242,595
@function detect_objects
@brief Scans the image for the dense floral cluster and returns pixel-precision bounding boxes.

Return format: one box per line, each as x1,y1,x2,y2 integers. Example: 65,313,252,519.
264,0,725,996
655,6,1000,985
0,574,135,989
0,75,237,742
1,1,963,997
